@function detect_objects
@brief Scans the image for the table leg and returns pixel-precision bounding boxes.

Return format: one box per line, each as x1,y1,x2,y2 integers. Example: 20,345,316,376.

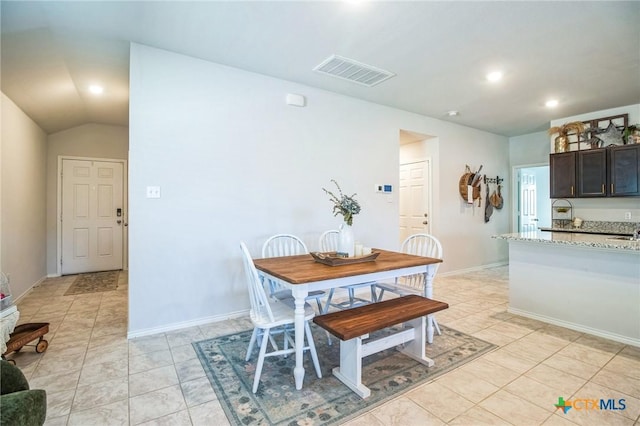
291,287,308,390
424,265,436,344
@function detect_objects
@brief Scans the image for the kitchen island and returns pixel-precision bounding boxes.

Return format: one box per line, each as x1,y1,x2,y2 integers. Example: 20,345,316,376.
494,231,640,347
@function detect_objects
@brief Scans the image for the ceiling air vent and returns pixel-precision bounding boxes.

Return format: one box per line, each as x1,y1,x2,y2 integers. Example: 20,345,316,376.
313,55,395,87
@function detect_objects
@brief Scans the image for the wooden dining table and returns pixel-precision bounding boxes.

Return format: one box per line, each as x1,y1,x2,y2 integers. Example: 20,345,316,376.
253,248,442,390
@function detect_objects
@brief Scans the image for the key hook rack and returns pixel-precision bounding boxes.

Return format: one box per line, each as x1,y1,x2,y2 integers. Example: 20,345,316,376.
483,175,503,185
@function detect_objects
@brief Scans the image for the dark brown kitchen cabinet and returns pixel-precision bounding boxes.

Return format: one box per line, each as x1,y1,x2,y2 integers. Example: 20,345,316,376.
550,145,640,198
577,149,607,197
550,152,576,198
609,144,640,196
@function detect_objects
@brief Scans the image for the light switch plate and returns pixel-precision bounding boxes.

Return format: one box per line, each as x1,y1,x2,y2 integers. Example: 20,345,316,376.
146,186,161,198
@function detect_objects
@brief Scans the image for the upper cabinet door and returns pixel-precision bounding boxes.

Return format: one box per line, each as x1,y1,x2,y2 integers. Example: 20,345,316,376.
550,152,576,198
577,149,607,197
609,144,640,197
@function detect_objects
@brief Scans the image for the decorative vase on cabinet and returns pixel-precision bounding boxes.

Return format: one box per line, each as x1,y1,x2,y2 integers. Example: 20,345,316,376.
337,222,355,257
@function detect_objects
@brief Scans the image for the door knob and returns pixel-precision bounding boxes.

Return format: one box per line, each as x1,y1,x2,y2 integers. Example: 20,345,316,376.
117,220,122,225
423,221,428,225
424,213,428,217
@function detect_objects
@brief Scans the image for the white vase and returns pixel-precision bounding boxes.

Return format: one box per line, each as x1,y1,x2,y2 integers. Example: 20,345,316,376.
337,222,355,257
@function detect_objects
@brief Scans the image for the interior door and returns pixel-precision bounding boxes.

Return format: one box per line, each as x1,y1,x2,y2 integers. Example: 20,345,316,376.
61,159,124,274
399,160,431,243
519,172,538,232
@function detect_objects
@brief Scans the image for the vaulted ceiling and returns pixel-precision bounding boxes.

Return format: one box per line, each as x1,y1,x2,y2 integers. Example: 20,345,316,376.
2,1,639,136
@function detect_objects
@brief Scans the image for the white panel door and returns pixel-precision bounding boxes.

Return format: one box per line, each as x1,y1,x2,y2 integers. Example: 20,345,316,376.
62,159,123,274
399,161,431,244
519,172,538,232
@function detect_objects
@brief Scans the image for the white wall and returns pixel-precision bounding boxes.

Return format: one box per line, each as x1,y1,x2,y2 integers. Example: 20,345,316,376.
46,123,129,275
509,131,548,166
128,44,510,336
1,93,48,300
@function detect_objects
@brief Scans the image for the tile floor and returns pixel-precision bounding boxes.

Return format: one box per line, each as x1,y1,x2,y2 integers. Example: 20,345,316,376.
5,267,640,425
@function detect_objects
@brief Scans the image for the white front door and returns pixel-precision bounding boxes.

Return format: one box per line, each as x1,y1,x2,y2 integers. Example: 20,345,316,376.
61,159,124,274
519,172,538,232
399,160,431,244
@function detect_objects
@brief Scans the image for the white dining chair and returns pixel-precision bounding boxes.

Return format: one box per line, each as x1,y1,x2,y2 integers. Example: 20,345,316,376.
240,241,322,393
262,234,327,313
318,230,377,312
374,233,443,335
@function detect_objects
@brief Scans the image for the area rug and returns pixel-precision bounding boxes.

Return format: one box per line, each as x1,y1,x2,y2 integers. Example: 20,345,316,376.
193,324,496,425
64,271,119,295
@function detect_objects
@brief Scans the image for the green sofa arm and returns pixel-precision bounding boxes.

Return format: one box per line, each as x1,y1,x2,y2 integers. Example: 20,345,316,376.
0,389,47,426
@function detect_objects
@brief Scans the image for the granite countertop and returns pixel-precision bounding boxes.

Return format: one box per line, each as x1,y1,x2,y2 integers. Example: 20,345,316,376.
493,231,640,252
537,227,633,236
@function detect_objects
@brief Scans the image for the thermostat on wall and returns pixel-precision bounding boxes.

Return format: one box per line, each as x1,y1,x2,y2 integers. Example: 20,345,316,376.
375,184,393,193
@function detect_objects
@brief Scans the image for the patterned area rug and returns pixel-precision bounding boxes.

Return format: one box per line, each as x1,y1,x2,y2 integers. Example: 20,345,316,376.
194,324,496,425
64,271,119,295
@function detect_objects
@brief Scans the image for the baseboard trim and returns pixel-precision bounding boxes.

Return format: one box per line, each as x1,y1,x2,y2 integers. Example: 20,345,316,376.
438,261,508,277
127,309,249,339
508,307,640,348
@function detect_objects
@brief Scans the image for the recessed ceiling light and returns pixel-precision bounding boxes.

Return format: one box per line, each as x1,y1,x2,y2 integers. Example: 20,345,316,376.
486,71,503,82
89,85,104,95
446,110,459,117
545,99,559,108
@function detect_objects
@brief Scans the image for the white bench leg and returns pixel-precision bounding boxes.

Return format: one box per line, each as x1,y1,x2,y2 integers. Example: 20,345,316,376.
398,317,434,367
332,336,371,399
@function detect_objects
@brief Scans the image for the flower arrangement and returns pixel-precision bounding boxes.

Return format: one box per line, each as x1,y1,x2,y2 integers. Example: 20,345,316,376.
322,179,361,226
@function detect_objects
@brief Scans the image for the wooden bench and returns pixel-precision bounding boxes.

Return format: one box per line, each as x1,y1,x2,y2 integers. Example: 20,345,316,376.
313,294,448,398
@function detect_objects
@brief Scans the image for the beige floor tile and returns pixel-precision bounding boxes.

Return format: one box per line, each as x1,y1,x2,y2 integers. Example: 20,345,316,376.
482,347,539,374
542,353,602,380
556,405,634,425
542,412,582,425
573,334,626,354
371,397,445,425
129,384,187,424
43,415,69,426
129,349,174,374
79,358,128,386
342,413,386,426
557,343,616,368
590,369,640,399
449,406,512,425
129,334,170,357
577,381,640,421
479,389,552,425
180,376,217,407
174,357,205,382
72,376,128,411
436,368,500,403
407,381,475,422
29,370,81,393
129,365,179,397
471,328,518,346
68,398,129,426
487,321,535,340
170,343,197,363
137,410,193,425
525,364,587,396
188,400,231,426
502,338,558,363
505,376,566,412
603,354,640,380
166,326,205,348
460,357,521,387
46,389,76,418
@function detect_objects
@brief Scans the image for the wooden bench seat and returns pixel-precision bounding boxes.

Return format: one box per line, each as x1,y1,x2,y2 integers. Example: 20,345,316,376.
313,295,448,398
